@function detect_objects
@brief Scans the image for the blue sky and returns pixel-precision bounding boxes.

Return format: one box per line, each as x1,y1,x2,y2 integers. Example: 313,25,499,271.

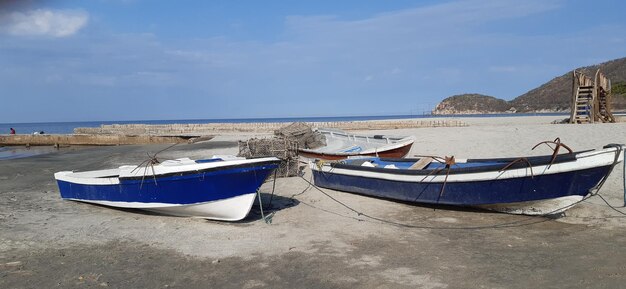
1,0,625,123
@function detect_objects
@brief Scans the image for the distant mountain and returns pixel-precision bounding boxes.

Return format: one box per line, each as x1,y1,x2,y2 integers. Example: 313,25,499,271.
433,94,513,115
432,57,626,114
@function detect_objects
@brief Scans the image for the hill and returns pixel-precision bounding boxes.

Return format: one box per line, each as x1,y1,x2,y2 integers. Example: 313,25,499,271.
432,57,626,114
432,94,513,115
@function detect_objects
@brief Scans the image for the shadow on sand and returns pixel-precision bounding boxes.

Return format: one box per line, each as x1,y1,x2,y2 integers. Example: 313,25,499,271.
243,193,300,223
328,192,565,219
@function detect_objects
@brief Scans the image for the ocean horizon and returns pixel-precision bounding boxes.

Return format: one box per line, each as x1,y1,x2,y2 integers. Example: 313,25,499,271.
1,113,567,135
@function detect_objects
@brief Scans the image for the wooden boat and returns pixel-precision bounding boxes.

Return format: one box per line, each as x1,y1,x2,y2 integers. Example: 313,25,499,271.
311,144,623,215
299,129,414,160
55,156,280,221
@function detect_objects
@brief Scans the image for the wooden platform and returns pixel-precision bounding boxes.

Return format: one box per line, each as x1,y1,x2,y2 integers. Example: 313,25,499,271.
0,134,213,146
570,69,615,123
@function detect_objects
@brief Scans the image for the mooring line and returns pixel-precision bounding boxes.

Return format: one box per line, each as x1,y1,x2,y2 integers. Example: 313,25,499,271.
296,174,555,230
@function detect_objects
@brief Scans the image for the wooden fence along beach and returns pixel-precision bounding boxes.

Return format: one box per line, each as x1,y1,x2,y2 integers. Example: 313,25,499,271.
73,119,469,135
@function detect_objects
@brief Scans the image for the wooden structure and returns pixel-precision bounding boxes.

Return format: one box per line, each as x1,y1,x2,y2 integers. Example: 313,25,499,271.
74,119,469,135
570,69,615,123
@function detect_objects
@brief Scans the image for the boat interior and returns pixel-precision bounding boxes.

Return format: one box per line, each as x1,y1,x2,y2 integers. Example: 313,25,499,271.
335,151,583,172
311,129,410,153
62,168,123,179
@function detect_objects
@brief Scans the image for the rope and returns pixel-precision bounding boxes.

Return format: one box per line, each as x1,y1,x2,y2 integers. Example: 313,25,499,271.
584,145,626,216
253,165,285,224
130,143,179,190
589,144,622,196
297,175,364,216
594,194,626,217
256,187,273,224
267,170,278,208
253,168,273,224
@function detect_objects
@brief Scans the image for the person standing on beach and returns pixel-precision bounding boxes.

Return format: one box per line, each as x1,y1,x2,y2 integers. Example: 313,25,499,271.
10,128,15,134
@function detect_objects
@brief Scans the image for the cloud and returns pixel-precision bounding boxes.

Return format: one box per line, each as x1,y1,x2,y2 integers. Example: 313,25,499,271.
285,0,561,38
0,9,89,37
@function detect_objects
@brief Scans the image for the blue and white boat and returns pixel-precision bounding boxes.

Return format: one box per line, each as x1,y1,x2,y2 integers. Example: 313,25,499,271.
55,156,280,221
311,144,623,215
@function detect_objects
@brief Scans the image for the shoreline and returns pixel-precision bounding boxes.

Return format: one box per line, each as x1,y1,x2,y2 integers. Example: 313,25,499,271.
1,112,570,135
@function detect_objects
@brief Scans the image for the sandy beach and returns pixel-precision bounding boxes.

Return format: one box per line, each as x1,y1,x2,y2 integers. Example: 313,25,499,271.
2,115,626,288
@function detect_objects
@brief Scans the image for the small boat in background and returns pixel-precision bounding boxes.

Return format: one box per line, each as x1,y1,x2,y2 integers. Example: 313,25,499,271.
299,128,414,160
55,156,280,221
311,144,623,215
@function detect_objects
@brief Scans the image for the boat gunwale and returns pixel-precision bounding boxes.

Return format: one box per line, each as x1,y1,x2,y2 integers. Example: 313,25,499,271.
321,147,619,176
55,157,281,184
120,159,280,181
317,128,409,141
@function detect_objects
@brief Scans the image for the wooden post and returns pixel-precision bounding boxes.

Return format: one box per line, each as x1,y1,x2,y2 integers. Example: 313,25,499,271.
591,69,599,123
570,71,577,124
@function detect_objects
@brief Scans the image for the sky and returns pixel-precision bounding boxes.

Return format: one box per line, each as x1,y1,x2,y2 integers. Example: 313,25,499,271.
1,0,625,123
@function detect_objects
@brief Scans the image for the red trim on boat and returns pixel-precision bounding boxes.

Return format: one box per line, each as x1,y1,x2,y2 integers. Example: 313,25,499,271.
299,142,413,160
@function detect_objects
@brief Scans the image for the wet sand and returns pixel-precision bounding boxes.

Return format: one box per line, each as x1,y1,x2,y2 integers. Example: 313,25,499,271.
0,146,63,161
2,115,626,288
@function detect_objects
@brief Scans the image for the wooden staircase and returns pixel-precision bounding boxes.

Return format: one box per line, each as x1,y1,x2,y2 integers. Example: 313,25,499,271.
569,69,615,124
573,85,593,123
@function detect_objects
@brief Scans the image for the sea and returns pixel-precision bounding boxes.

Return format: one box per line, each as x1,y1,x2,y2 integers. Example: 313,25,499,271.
0,113,566,160
0,113,566,135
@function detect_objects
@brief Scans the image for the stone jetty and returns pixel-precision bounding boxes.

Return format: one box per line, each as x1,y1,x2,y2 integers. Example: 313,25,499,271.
1,120,467,146
0,134,210,146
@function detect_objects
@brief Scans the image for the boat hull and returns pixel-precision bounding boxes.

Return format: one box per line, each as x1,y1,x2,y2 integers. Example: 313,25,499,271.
312,165,611,215
56,160,279,220
67,193,258,221
300,142,413,160
311,146,622,215
298,129,415,160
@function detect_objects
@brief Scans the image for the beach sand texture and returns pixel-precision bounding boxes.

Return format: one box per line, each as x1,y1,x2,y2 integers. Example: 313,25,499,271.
2,115,626,288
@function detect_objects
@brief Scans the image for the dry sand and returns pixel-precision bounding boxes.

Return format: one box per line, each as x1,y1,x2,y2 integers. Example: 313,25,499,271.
2,115,626,288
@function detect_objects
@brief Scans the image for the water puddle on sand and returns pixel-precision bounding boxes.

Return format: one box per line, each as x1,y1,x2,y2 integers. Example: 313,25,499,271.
0,146,58,160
